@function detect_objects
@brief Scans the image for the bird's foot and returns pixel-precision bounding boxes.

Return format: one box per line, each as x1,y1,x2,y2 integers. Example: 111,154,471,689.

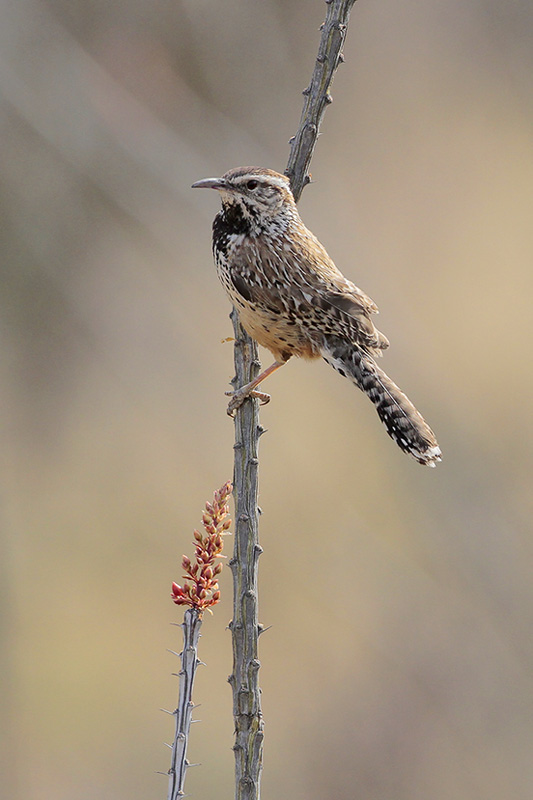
225,388,271,416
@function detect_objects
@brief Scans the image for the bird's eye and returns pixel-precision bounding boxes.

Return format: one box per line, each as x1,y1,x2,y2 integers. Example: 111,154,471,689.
246,180,258,190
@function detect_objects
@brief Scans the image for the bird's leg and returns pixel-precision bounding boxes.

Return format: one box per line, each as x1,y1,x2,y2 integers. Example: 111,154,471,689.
226,360,286,416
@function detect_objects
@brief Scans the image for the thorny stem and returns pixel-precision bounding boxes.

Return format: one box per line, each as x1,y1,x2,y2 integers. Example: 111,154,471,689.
229,309,264,800
167,608,203,800
229,3,359,799
286,0,357,202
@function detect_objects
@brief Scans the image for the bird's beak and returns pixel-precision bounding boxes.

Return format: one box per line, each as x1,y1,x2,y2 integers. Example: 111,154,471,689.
191,177,226,190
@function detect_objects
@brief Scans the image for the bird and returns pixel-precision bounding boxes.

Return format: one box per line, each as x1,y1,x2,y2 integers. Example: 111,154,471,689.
192,166,441,467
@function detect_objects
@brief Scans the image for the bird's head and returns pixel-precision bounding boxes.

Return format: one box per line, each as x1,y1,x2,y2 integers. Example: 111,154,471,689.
192,167,296,219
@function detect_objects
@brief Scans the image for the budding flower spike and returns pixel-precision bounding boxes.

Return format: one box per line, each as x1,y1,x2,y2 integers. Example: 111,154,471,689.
171,481,232,613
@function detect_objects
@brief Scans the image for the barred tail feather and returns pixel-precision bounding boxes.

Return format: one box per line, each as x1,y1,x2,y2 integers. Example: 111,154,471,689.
321,336,441,467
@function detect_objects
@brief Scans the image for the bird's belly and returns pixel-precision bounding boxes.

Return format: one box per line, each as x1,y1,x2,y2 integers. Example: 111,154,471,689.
231,296,318,362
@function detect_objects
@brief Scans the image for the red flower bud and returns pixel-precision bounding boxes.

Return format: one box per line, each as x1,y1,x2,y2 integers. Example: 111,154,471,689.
172,482,231,612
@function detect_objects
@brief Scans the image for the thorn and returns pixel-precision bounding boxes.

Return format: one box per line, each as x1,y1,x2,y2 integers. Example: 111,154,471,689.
186,762,201,768
325,92,333,104
164,742,172,749
338,52,345,63
258,624,273,636
257,506,262,515
302,86,311,96
288,136,295,144
155,771,169,776
160,708,176,715
191,719,201,724
196,659,207,667
167,649,181,657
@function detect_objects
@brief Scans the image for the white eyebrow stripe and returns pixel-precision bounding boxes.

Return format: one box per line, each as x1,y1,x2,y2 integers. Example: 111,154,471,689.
236,175,289,190
261,176,289,189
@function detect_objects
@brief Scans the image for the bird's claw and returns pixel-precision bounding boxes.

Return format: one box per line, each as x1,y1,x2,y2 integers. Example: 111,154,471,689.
225,389,271,416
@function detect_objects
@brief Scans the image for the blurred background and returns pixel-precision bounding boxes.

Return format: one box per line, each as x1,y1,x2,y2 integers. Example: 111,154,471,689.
2,1,533,798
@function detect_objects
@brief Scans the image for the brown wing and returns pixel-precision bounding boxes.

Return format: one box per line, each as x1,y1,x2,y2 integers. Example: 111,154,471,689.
231,228,389,356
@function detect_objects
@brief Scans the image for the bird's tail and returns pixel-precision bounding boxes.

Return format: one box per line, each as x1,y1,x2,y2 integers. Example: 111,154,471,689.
321,335,441,467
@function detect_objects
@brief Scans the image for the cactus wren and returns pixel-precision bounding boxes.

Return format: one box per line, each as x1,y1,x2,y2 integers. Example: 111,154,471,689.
192,167,441,467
